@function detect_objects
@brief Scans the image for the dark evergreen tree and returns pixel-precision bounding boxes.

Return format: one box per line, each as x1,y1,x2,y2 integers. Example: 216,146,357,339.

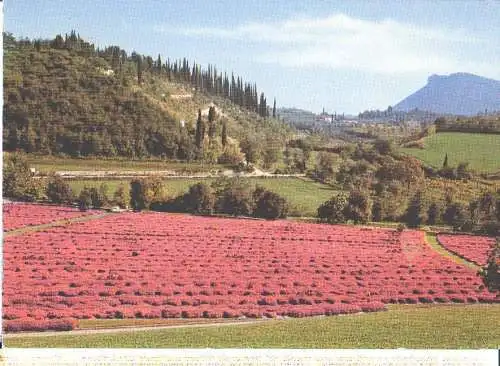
195,109,204,149
208,106,217,140
78,187,93,211
184,183,215,215
46,175,74,204
130,179,146,211
272,98,276,118
405,191,425,228
443,153,449,168
156,54,162,73
318,194,348,224
343,190,372,224
427,202,442,225
253,190,288,219
136,55,143,84
221,120,228,147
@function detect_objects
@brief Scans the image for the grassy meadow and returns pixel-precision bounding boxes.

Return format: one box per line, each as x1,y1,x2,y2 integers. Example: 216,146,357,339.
18,154,227,173
67,177,338,217
6,305,500,348
401,132,500,173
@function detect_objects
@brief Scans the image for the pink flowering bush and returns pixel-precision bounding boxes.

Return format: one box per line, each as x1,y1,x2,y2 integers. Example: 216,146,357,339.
3,210,498,327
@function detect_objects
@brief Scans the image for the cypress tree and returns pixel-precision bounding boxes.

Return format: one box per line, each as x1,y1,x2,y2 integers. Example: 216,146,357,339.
137,56,143,85
156,54,162,73
221,121,228,147
195,109,204,149
272,98,276,118
208,107,217,140
443,153,449,168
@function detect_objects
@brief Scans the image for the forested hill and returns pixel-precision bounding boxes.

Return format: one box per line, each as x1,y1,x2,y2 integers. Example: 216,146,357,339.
3,31,291,163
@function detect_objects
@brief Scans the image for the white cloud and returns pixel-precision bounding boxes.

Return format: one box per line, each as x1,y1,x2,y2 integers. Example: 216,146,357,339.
155,13,499,77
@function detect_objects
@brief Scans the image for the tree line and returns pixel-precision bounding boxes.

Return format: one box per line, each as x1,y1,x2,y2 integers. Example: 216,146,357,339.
3,31,285,162
4,153,289,220
435,116,500,134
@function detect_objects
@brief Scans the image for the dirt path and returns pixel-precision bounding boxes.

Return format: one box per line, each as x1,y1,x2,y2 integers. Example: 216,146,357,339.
50,170,305,179
4,212,112,237
424,232,480,270
3,319,270,338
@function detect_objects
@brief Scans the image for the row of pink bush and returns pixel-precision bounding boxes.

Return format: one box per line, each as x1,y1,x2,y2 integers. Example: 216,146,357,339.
437,234,495,266
3,318,78,332
3,208,497,324
3,203,97,231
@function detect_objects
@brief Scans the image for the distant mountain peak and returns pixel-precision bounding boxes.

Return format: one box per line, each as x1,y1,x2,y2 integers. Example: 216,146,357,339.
394,73,500,116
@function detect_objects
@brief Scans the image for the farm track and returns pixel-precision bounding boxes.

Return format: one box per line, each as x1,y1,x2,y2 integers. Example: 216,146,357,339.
40,170,306,179
3,319,269,338
3,212,112,237
424,232,480,271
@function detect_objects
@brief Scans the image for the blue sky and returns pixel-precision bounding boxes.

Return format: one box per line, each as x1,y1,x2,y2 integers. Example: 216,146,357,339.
5,1,500,114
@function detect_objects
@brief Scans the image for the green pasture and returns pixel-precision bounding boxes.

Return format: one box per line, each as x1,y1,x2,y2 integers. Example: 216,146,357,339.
6,304,500,348
400,132,500,173
67,177,337,217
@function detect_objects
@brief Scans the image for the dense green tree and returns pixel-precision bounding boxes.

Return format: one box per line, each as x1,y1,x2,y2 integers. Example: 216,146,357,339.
253,188,288,219
113,185,130,209
156,54,162,73
136,54,143,84
443,153,449,168
371,199,383,222
317,193,348,224
46,175,74,204
3,152,36,200
89,184,108,208
373,139,393,156
221,120,228,147
195,109,204,150
404,191,426,228
78,187,93,211
314,152,337,183
336,160,373,190
344,190,372,224
240,135,262,165
213,178,254,216
426,202,443,225
207,106,217,140
184,183,215,215
129,178,158,211
443,202,467,230
262,137,283,170
456,162,472,180
479,239,499,291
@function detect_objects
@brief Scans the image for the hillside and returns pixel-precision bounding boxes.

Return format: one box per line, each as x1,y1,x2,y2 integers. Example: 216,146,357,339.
394,73,500,116
3,32,291,165
400,132,500,173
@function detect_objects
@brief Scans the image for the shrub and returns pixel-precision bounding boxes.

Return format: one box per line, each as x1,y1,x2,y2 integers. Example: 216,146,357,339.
46,174,74,204
253,189,288,219
4,318,77,332
213,178,254,216
344,190,372,224
78,187,93,211
130,177,166,211
479,239,500,291
397,223,406,232
318,193,348,224
183,183,215,215
427,203,443,225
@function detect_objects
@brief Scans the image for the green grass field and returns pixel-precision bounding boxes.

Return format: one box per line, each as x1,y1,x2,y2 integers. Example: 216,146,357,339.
400,132,500,173
5,305,500,348
17,154,226,173
67,177,337,217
